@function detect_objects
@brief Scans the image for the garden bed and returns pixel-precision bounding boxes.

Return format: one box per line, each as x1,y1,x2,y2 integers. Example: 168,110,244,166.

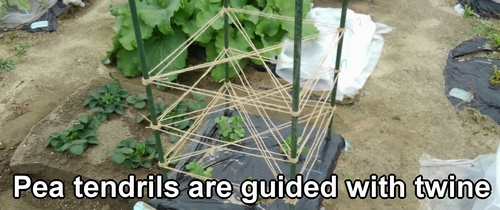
149,107,346,210
10,76,191,183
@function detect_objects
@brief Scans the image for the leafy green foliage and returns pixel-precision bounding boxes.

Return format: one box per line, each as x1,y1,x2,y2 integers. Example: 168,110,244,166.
44,114,100,156
279,135,309,156
126,93,148,109
14,41,29,63
185,161,212,181
463,5,475,19
83,82,130,122
0,58,15,72
491,34,500,48
137,92,208,143
490,65,500,86
107,137,164,169
104,0,318,83
214,115,245,142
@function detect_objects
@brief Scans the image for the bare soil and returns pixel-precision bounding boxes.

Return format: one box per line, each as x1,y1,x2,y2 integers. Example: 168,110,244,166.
1,0,500,209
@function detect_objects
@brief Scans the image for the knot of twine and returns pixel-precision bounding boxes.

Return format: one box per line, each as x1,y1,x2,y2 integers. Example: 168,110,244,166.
290,111,301,117
142,77,154,86
149,123,162,131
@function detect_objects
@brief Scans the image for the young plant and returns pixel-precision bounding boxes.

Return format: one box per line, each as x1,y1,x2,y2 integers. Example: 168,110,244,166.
214,116,245,142
490,65,500,86
126,93,148,109
187,92,208,111
14,41,29,62
185,161,213,181
83,81,129,122
44,114,100,156
463,5,475,19
279,135,309,156
0,58,15,72
491,34,500,48
107,137,162,169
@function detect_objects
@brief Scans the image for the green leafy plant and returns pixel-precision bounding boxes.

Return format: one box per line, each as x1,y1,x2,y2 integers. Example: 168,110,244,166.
463,5,475,19
166,151,180,167
126,93,148,109
137,92,208,143
103,0,318,83
491,34,500,48
107,137,163,169
185,161,212,181
83,81,130,122
490,65,500,86
214,115,245,142
0,58,15,72
279,135,309,156
44,114,100,156
14,41,29,62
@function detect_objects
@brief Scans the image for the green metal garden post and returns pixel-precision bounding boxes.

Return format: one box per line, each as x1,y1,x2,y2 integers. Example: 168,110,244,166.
223,0,231,116
127,0,168,181
289,0,304,209
326,0,349,140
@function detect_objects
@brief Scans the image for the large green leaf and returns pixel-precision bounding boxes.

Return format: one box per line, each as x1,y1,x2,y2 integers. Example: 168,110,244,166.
137,0,182,35
146,27,189,81
117,9,154,51
116,47,142,77
194,0,225,30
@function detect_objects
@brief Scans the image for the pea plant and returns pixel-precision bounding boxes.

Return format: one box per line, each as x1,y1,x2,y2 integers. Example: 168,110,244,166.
107,137,165,169
44,114,100,156
137,93,208,143
185,161,213,181
214,116,246,142
83,81,130,122
126,93,148,109
279,135,309,156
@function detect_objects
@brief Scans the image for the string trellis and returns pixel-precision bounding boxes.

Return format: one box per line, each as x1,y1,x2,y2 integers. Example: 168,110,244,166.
140,5,346,201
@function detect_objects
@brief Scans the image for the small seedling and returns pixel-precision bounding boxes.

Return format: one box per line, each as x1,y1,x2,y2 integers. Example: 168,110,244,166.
14,41,29,62
107,137,163,169
126,93,148,109
44,114,100,156
185,161,212,181
490,65,500,86
83,82,129,122
491,34,500,48
214,116,245,142
187,92,208,111
0,58,15,72
279,135,309,156
463,5,475,19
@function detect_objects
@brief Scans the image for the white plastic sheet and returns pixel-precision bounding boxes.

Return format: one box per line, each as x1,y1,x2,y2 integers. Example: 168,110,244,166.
274,7,393,101
419,144,500,210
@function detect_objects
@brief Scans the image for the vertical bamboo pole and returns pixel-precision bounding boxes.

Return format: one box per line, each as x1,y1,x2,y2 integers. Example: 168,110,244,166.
223,0,231,116
289,0,304,209
326,0,349,140
127,0,168,180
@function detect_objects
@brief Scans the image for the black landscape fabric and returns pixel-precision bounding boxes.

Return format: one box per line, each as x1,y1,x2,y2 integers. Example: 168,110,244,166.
444,37,500,124
149,107,346,210
458,0,500,19
22,0,69,33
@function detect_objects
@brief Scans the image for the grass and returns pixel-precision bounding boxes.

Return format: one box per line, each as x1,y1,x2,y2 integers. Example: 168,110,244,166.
462,10,500,59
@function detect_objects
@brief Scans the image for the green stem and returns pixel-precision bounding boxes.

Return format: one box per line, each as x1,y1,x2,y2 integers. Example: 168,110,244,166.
326,0,349,140
127,0,168,181
289,0,304,209
223,0,231,116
